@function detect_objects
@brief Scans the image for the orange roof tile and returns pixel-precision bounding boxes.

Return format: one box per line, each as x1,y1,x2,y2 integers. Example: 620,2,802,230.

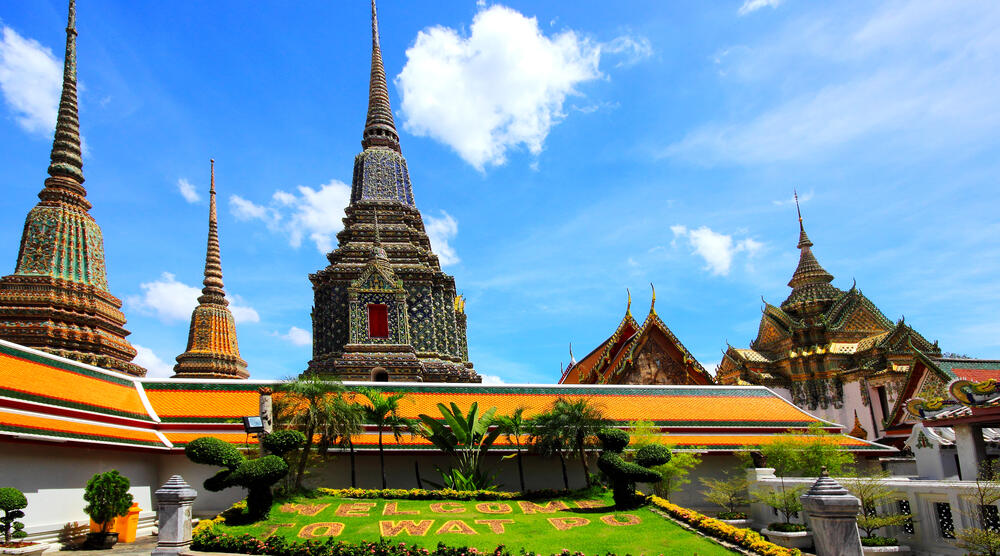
143,383,260,422
0,408,164,448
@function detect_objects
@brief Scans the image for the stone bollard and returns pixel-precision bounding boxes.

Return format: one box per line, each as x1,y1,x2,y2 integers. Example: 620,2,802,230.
258,386,273,456
152,475,198,555
800,466,863,556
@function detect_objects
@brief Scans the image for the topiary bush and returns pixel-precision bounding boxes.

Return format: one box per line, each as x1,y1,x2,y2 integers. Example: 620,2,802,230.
0,487,27,545
596,428,670,509
185,435,303,521
83,471,134,534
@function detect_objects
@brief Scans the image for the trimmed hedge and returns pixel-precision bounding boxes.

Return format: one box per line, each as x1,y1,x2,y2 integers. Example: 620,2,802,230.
651,496,800,556
263,430,307,457
186,437,244,469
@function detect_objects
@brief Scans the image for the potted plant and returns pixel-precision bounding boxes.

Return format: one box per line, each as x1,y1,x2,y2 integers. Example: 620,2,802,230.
700,472,751,527
0,488,47,556
844,473,912,554
82,471,133,549
753,436,811,550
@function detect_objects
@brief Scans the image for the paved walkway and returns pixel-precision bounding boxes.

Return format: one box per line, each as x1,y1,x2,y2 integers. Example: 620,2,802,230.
58,534,231,555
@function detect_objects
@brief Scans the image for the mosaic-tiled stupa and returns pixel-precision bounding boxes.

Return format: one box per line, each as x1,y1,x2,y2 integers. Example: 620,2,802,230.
173,160,249,379
308,0,479,382
0,0,144,376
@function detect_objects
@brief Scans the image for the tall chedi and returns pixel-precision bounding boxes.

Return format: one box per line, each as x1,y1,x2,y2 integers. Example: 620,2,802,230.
173,161,249,379
308,0,479,382
0,0,144,376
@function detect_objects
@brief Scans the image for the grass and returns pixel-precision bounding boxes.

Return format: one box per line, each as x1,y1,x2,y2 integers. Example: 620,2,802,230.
214,490,733,555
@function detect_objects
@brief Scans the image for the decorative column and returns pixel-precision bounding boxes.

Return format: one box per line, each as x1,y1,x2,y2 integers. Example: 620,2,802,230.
151,475,198,555
258,386,273,456
800,467,863,556
954,423,986,481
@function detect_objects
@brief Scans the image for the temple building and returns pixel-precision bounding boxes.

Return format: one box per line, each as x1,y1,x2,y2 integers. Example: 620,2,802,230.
559,287,712,385
307,1,479,382
0,0,143,377
717,196,941,441
172,161,249,379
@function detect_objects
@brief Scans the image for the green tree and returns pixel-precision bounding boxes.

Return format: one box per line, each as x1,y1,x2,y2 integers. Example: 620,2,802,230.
843,472,912,542
0,487,27,544
550,397,608,487
754,435,806,528
322,395,365,488
956,460,1000,556
652,449,702,501
530,410,571,490
274,375,349,490
596,428,670,508
83,471,134,533
797,423,856,477
700,472,750,519
355,386,415,489
495,407,532,492
418,402,501,490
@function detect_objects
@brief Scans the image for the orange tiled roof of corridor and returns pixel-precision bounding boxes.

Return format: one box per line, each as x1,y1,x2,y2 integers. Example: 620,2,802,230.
143,382,260,422
0,408,164,448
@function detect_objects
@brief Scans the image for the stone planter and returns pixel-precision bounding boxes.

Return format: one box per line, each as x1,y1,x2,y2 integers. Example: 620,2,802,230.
83,532,119,550
0,543,50,556
862,545,910,554
720,518,751,528
761,528,814,550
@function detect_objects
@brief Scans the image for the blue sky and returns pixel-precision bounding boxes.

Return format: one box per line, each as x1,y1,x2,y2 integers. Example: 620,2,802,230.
0,1,998,382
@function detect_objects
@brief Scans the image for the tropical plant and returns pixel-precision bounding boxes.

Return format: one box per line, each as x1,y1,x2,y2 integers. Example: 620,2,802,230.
324,395,366,488
652,448,702,501
700,472,750,519
83,471,134,534
549,397,608,487
185,433,303,520
417,402,501,491
842,472,911,544
956,459,1000,556
493,407,532,492
796,423,855,477
274,375,353,490
596,428,670,508
355,386,415,489
529,410,571,490
0,487,27,544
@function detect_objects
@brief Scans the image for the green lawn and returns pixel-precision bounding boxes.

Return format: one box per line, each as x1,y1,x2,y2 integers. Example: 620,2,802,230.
214,491,733,555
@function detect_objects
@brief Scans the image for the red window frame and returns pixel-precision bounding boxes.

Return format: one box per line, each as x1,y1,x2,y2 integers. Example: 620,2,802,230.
367,304,389,338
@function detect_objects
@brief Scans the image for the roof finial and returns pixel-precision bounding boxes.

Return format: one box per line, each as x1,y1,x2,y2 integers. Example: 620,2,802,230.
46,0,85,186
199,158,227,305
569,342,576,366
626,288,632,316
794,189,803,231
362,0,401,152
649,282,657,316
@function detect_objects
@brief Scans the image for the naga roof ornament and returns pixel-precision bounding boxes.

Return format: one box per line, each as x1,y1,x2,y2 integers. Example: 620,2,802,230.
0,0,143,375
173,160,249,379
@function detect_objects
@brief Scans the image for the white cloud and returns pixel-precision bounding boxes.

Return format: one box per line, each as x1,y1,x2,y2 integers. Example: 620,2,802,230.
671,225,763,276
230,180,351,254
738,0,783,16
0,26,61,135
601,35,653,68
397,5,601,170
668,2,1000,165
133,345,174,378
773,190,813,206
277,326,311,347
424,210,460,267
177,178,200,203
128,272,259,324
480,374,506,385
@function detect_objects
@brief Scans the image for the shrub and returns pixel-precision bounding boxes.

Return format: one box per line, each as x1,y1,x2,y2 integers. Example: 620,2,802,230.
651,496,801,556
842,473,911,541
83,471,134,534
185,435,304,521
700,472,750,519
596,428,668,508
0,487,28,544
262,430,306,457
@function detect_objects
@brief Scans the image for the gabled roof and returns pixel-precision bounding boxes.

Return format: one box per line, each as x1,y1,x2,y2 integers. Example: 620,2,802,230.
560,306,639,384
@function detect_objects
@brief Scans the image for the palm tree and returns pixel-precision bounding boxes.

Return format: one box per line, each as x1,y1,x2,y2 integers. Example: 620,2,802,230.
495,407,531,492
530,410,570,490
355,386,414,489
273,375,346,490
551,397,607,487
318,395,365,488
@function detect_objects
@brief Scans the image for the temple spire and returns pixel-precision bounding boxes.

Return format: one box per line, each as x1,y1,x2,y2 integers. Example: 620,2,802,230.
199,159,227,305
781,194,841,313
794,189,812,248
46,0,85,187
362,0,401,152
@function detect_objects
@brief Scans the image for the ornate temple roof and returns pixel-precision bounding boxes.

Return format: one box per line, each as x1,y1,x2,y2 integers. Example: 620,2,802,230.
0,339,893,453
0,0,142,376
362,0,400,153
173,161,249,379
780,194,842,314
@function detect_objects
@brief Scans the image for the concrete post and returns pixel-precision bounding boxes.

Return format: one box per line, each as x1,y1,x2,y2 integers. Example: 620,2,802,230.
151,475,198,555
258,386,273,456
800,467,863,556
954,423,985,481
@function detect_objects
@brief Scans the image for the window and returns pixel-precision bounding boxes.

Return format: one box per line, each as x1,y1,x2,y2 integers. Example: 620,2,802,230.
367,304,389,338
935,502,955,539
876,386,890,422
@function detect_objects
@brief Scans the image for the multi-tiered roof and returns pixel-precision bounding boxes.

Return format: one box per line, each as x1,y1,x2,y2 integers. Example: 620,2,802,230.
0,0,143,376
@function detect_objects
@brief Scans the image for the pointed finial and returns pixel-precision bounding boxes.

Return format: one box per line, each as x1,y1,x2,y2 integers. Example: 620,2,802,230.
794,189,803,231
199,158,227,305
626,288,632,316
46,0,85,186
649,283,657,316
362,0,401,152
568,342,576,366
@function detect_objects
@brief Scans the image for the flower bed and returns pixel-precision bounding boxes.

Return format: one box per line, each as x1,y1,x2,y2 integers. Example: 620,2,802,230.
650,496,801,556
316,488,573,501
